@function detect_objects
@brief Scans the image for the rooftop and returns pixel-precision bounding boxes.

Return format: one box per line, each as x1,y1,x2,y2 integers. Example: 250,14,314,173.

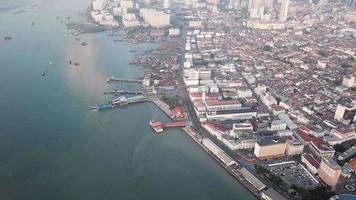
257,136,285,146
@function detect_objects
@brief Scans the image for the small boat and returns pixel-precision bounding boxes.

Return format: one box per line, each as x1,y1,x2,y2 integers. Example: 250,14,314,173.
74,62,80,66
41,72,46,76
69,60,72,65
49,61,52,65
3,36,12,40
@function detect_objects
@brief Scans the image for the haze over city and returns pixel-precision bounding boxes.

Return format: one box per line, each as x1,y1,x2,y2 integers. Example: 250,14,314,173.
0,0,355,199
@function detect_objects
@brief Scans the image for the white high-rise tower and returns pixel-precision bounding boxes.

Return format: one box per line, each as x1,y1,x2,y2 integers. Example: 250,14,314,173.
279,0,290,21
164,0,170,8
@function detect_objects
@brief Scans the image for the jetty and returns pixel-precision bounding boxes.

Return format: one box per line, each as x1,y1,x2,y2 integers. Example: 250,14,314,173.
107,77,143,83
103,89,143,95
92,95,148,111
149,119,187,133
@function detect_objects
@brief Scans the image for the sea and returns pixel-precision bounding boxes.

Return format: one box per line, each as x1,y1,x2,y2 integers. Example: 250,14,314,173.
0,0,256,199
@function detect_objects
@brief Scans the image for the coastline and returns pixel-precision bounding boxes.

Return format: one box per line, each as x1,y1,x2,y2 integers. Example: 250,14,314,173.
148,96,262,199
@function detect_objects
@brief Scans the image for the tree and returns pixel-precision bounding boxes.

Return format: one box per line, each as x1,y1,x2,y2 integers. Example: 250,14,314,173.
263,45,272,51
318,50,327,57
223,26,231,33
292,154,302,163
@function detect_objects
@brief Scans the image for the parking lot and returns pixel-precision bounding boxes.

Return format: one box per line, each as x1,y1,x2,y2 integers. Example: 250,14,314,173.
266,161,320,189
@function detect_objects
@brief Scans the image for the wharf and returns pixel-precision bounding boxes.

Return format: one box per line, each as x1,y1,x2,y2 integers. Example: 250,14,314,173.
93,95,148,111
150,119,187,133
181,127,262,199
107,77,143,83
104,89,143,95
149,97,172,117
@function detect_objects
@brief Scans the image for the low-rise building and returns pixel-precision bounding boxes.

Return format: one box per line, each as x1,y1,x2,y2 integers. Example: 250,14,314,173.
269,120,287,131
309,139,335,159
330,127,356,143
254,136,286,159
261,188,287,200
239,167,266,191
286,139,304,155
302,153,320,174
318,158,341,189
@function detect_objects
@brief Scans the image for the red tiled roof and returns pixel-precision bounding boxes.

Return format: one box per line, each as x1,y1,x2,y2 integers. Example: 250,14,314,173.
282,136,293,142
296,128,313,142
347,158,356,171
303,153,320,169
311,138,333,151
270,103,285,111
205,99,241,106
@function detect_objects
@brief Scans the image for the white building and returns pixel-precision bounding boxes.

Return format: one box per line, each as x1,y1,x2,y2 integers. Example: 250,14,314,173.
279,0,290,21
334,102,356,125
122,13,140,27
342,75,355,88
188,20,202,28
230,122,254,138
269,120,287,131
164,0,170,8
120,0,134,9
169,28,180,36
202,138,237,166
286,139,304,155
93,0,105,11
141,9,170,27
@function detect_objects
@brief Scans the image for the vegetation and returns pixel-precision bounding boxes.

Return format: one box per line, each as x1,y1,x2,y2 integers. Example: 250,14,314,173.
263,45,272,52
255,165,288,192
334,139,356,153
160,96,180,109
292,154,302,163
291,185,334,200
341,63,352,68
334,143,347,153
223,26,231,33
318,50,327,57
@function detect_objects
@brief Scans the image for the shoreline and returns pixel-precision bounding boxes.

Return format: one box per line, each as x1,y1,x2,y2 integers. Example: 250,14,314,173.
148,97,262,199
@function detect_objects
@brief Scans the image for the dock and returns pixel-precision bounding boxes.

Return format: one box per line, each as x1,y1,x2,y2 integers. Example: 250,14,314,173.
92,95,148,111
103,89,143,95
107,77,143,83
149,119,187,133
149,97,172,117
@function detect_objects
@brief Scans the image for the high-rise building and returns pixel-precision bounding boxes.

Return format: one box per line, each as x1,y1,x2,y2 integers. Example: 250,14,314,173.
185,0,198,7
318,158,341,189
140,9,170,27
334,101,356,125
279,0,290,21
164,0,170,8
229,0,243,9
93,0,105,11
249,0,264,19
342,75,355,88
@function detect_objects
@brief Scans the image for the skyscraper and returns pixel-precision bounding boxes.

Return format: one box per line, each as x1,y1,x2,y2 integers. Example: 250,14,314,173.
164,0,170,8
185,0,198,7
249,0,264,19
229,0,248,10
279,0,290,21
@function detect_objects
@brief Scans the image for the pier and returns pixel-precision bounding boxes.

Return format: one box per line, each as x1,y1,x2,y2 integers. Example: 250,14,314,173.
103,89,143,95
149,97,172,117
149,119,187,133
93,95,149,111
106,77,143,83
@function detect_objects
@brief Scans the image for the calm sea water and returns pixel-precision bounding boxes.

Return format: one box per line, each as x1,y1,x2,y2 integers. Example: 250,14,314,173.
0,0,256,199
